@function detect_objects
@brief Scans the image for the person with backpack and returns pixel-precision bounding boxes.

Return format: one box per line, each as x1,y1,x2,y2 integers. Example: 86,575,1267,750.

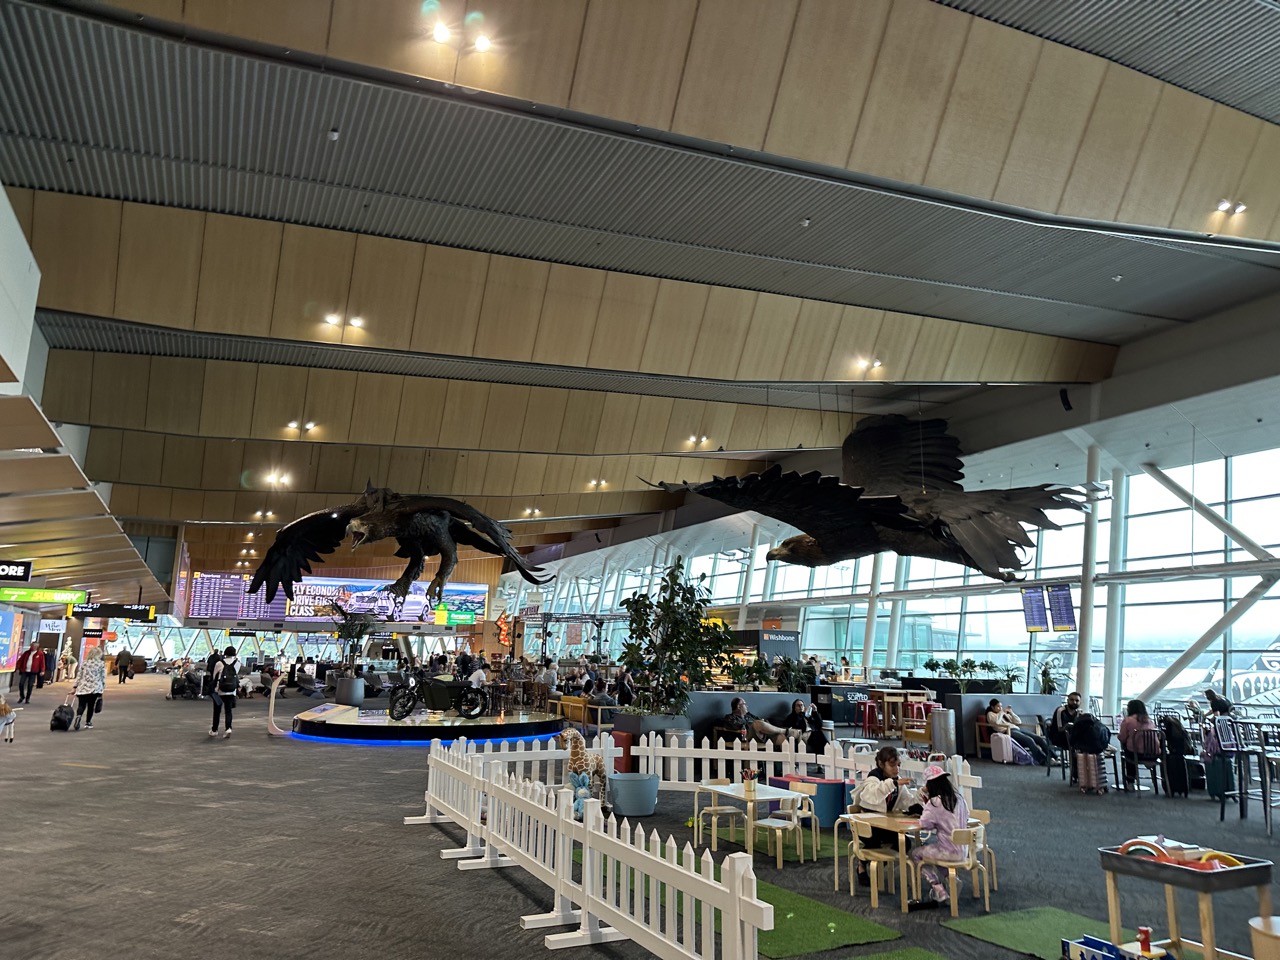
209,645,239,739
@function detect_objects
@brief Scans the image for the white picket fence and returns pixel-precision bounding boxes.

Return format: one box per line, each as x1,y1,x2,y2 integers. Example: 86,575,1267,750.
412,736,773,959
630,734,982,807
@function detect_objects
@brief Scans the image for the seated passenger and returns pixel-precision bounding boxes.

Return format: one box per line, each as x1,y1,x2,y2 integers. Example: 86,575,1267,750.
782,698,829,755
722,696,797,748
1118,698,1159,786
364,669,385,698
1048,690,1082,750
850,746,921,886
986,699,1054,766
909,767,970,905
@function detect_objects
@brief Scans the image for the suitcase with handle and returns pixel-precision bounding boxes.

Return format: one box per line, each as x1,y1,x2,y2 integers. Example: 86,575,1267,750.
50,700,74,731
990,731,1015,763
1075,750,1109,794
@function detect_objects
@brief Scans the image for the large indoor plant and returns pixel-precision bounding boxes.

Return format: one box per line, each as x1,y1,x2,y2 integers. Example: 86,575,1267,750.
614,557,735,736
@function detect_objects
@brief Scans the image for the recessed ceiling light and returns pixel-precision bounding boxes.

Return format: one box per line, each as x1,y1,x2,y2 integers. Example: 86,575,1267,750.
287,420,298,429
433,21,450,43
1234,202,1247,214
856,359,870,369
325,314,341,325
304,421,315,430
265,474,277,484
1112,275,1123,282
1217,199,1232,212
871,359,882,368
474,34,491,51
799,218,811,227
349,317,363,328
266,511,274,518
689,435,698,443
246,533,254,539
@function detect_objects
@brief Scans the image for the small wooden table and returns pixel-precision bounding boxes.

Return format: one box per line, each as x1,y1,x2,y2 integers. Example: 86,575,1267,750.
703,782,794,856
835,812,921,912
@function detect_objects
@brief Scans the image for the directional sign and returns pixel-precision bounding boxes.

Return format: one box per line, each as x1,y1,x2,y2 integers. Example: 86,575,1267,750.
71,603,156,623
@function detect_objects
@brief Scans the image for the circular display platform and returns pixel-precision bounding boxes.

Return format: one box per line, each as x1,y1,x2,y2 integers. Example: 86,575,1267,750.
290,702,564,744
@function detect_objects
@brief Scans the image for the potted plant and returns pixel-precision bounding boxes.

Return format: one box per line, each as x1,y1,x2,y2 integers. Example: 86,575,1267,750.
922,657,941,677
977,659,998,682
1037,658,1061,696
998,665,1024,694
613,557,735,738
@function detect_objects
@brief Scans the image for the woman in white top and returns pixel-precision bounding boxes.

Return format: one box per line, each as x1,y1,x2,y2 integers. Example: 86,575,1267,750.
71,646,107,731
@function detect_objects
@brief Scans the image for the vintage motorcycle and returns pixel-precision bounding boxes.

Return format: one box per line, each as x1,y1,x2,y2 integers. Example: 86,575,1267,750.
387,666,487,720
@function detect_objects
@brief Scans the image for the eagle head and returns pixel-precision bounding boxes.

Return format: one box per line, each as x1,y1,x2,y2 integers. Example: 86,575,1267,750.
766,535,828,567
346,517,385,549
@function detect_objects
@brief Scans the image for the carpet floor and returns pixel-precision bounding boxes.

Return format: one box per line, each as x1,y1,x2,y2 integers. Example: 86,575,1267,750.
3,675,1276,960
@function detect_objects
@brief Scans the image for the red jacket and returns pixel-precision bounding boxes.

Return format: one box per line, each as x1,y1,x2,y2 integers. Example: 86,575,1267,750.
17,647,46,673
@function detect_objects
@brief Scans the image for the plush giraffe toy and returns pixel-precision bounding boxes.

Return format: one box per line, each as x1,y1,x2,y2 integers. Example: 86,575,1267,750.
558,728,608,819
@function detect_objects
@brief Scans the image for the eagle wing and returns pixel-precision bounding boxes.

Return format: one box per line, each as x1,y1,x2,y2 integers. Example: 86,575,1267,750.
248,498,365,602
910,485,1085,580
842,415,965,496
659,465,918,546
388,494,554,586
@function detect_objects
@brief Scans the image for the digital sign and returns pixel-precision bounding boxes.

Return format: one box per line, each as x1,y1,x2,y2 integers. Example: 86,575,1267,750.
0,587,86,604
1020,587,1048,633
186,571,487,624
71,603,156,623
1047,583,1077,632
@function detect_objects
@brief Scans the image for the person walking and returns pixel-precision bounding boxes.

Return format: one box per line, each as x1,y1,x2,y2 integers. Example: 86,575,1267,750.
209,645,239,739
116,647,132,684
15,640,45,704
71,646,106,731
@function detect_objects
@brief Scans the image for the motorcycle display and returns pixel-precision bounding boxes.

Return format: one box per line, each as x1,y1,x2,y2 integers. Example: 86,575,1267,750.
387,666,487,721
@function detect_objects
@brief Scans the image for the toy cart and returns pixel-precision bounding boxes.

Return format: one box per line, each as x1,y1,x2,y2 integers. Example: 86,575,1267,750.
1099,844,1274,960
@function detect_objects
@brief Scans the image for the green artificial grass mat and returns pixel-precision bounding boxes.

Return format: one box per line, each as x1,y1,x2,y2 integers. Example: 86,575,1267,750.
572,845,899,958
853,950,948,960
714,824,843,862
943,906,1134,960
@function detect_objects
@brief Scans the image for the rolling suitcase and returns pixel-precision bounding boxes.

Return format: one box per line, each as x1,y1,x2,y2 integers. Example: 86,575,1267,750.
990,732,1015,763
1075,751,1109,794
1206,753,1234,800
50,701,74,731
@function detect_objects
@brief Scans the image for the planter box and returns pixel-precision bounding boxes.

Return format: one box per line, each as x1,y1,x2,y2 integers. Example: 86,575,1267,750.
612,713,691,739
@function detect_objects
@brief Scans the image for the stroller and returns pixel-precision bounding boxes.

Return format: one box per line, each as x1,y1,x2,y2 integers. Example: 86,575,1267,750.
166,670,203,700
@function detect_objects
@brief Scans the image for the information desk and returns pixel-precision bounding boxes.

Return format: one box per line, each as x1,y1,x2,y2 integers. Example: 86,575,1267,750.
1099,842,1273,960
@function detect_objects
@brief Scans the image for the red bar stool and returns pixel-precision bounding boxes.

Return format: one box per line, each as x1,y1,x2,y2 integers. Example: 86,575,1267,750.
861,700,883,738
921,701,940,719
906,701,927,722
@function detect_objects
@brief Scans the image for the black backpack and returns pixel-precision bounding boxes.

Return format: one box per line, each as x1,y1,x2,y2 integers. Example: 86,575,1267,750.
217,659,238,695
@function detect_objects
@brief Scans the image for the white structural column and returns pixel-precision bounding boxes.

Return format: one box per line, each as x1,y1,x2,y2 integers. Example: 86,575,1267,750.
1076,445,1101,702
593,560,611,616
1102,467,1127,715
1135,462,1279,702
861,553,884,677
884,556,908,670
737,524,762,630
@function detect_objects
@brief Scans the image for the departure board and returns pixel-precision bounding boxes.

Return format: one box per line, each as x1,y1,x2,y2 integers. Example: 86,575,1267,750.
1046,583,1077,632
1020,586,1048,632
187,572,288,620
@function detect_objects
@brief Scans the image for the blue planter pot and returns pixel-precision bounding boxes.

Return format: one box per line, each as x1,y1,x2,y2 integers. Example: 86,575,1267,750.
608,772,660,817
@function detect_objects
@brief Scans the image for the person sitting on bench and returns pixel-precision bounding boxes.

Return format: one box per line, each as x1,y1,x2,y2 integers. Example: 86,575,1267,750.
723,696,798,748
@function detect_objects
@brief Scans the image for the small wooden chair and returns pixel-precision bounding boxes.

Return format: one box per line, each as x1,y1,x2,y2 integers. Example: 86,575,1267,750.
693,779,745,851
913,828,989,917
968,808,997,890
847,819,898,908
754,794,806,870
781,781,820,862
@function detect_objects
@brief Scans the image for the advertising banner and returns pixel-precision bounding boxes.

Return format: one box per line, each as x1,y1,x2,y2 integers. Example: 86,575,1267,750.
0,610,23,673
0,560,33,582
1,587,86,604
39,618,66,634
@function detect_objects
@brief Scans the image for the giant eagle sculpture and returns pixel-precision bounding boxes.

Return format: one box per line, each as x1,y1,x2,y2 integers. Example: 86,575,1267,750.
248,483,553,604
658,415,1083,583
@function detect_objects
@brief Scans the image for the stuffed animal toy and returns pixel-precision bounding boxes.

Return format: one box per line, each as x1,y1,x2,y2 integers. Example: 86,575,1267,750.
558,728,608,820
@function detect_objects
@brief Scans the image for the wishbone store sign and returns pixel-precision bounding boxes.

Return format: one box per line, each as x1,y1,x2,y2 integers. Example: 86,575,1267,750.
0,561,32,583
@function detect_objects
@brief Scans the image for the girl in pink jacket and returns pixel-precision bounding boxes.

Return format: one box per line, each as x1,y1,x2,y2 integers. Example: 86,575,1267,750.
910,767,969,903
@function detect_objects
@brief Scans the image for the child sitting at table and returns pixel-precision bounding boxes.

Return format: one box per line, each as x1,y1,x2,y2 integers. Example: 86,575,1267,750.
909,766,970,905
851,747,921,886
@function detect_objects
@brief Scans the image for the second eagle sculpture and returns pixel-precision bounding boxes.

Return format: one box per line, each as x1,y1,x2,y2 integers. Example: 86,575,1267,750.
659,415,1083,583
248,483,553,605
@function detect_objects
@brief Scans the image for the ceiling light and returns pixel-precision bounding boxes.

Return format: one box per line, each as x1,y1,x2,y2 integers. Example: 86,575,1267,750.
589,479,598,486
254,511,263,518
246,533,254,539
871,359,882,368
856,359,870,369
304,421,315,431
1217,199,1232,212
266,511,274,518
349,317,363,328
474,34,491,52
1234,202,1247,214
433,21,450,43
799,218,811,227
689,435,698,443
240,549,247,555
325,314,341,325
699,436,707,443
287,420,298,429
265,474,277,484
279,475,289,486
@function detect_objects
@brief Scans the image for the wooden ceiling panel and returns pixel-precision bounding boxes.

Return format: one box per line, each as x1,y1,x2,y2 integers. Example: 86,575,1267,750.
327,0,461,88
848,0,970,184
145,356,204,434
480,384,531,452
314,444,358,493
0,516,120,544
412,245,487,356
629,396,674,453
422,449,458,494
697,402,738,452
452,451,489,496
995,43,1106,213
393,377,449,447
540,455,575,496
556,392,605,456
978,329,1031,381
591,393,640,456
195,214,282,337
943,324,996,380
134,486,172,519
2,535,128,560
117,431,163,486
114,203,203,329
384,447,427,492
452,0,588,106
688,287,757,379
39,351,91,424
108,483,138,517
276,443,319,492
662,399,705,453
182,0,330,53
518,388,570,453
763,0,889,167
344,234,423,351
198,438,242,490
250,364,310,440
586,273,659,370
1222,123,1280,241
88,353,150,429
779,300,842,381
201,491,237,522
1057,65,1162,222
758,407,798,450
0,395,61,450
170,488,204,521
671,0,797,149
0,490,104,525
1169,105,1263,234
349,373,404,447
569,0,694,129
199,360,257,437
924,16,1039,200
438,381,491,448
905,317,960,380
870,313,924,379
532,264,605,366
0,453,88,495
735,293,801,381
303,369,358,444
639,280,707,375
1115,86,1214,229
160,434,205,489
481,452,519,498
270,224,356,343
825,305,886,380
1010,332,1058,382
471,255,549,363
31,192,120,316
511,454,548,498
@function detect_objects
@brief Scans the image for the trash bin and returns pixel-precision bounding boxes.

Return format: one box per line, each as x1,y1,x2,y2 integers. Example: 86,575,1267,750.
930,708,956,758
336,676,365,708
1251,916,1280,960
